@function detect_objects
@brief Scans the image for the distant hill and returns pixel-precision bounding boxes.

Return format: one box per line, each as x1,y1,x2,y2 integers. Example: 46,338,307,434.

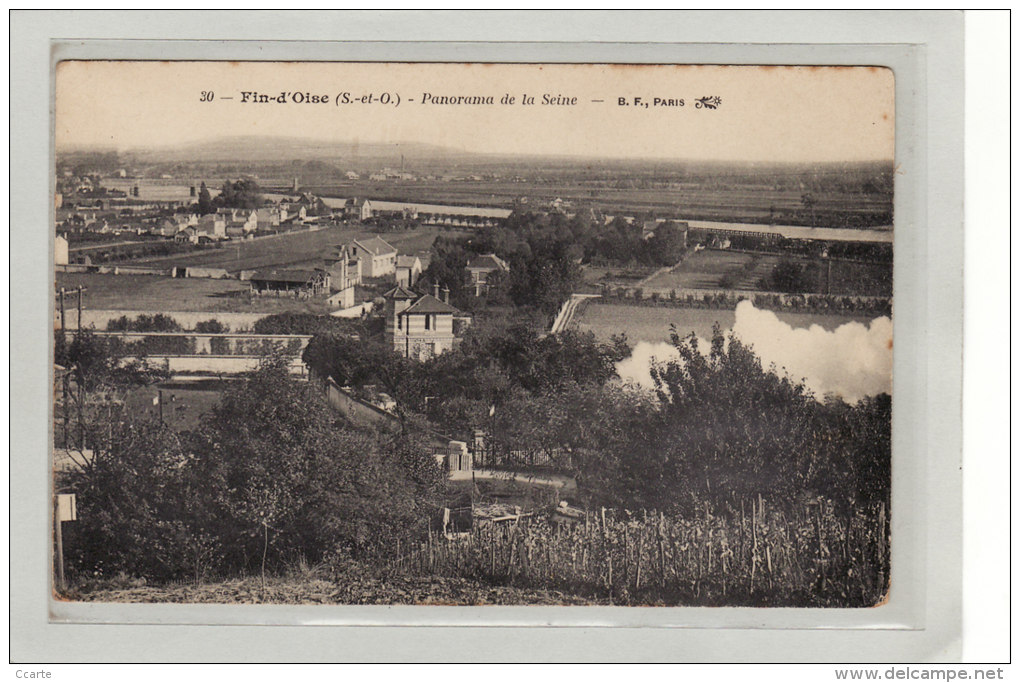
56,137,894,189
118,136,471,165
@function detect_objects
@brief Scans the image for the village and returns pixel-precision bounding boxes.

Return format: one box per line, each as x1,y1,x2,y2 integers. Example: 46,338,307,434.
53,141,895,608
54,163,895,547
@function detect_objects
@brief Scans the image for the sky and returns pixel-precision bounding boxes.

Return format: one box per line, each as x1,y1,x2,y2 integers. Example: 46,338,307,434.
56,61,895,163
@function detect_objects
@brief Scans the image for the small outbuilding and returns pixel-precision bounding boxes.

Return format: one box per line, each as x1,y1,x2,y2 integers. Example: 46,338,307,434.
249,269,330,297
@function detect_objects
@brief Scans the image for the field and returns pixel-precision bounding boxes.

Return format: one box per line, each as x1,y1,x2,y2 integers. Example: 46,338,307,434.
635,249,892,297
55,379,230,450
112,226,466,273
640,250,768,291
304,179,892,228
582,264,660,290
827,260,894,297
55,272,337,315
56,225,469,314
574,301,878,344
123,379,232,431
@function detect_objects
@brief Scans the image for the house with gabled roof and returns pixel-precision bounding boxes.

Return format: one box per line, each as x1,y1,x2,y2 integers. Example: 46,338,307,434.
256,207,283,232
347,236,397,278
466,253,510,296
196,213,226,239
384,283,462,360
345,197,373,221
219,208,258,238
322,244,359,309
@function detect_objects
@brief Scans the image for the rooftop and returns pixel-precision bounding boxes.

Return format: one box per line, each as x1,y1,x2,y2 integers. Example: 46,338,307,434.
352,237,397,256
250,269,322,284
401,294,460,316
382,285,418,300
466,253,509,272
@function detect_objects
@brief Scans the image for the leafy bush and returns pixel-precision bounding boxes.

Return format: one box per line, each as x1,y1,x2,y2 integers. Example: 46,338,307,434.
63,360,444,583
106,314,182,332
760,259,818,293
253,312,358,336
194,319,228,334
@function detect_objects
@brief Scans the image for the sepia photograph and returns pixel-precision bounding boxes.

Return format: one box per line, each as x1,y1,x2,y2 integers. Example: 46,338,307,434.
51,60,896,610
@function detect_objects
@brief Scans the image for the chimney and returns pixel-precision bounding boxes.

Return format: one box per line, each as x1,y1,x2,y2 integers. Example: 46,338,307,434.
433,283,440,299
443,286,450,304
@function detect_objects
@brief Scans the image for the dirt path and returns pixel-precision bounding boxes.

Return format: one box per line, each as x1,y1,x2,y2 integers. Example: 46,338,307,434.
449,468,576,490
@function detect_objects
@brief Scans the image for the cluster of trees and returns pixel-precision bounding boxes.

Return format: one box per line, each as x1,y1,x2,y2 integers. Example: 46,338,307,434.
55,330,170,396
466,323,891,515
251,312,376,337
566,327,890,513
302,317,890,515
302,319,631,440
106,314,182,333
195,179,263,215
60,355,444,584
420,211,586,315
60,317,891,586
418,211,691,317
759,258,821,293
586,217,688,267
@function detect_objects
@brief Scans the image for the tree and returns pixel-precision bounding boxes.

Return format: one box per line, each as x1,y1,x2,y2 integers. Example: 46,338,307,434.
253,312,361,336
761,259,818,293
63,421,217,582
215,178,262,210
801,192,817,225
63,359,445,583
567,325,891,514
197,182,214,215
644,221,687,266
419,237,470,307
194,319,228,334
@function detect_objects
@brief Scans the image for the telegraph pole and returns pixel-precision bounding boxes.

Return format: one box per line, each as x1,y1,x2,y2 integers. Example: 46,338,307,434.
76,285,84,332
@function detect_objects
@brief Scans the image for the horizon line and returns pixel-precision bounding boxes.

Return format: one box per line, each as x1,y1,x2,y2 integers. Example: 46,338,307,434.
55,137,896,167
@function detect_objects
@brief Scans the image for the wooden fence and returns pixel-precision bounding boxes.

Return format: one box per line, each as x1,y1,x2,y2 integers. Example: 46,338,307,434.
390,498,889,607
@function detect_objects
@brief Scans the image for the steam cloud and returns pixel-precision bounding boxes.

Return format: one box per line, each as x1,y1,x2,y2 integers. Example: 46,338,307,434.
616,300,893,403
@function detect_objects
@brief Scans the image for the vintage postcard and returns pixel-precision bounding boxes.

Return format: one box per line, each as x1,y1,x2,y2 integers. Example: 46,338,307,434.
52,60,895,609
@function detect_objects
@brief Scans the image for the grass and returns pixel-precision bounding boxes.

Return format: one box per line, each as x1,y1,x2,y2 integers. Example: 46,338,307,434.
635,250,893,298
574,301,879,344
122,379,232,431
446,477,562,512
641,250,760,291
111,226,464,273
111,226,362,271
827,260,893,297
65,568,605,606
60,225,470,314
55,272,334,314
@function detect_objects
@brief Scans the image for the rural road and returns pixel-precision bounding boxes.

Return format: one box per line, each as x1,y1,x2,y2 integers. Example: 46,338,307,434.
550,293,601,334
